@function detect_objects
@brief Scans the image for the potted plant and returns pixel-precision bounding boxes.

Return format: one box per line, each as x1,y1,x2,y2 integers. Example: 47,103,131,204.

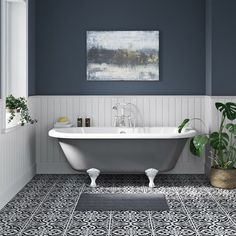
6,94,37,126
178,102,236,189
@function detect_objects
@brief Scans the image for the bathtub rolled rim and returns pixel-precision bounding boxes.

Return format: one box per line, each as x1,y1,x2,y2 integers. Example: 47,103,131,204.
48,126,197,139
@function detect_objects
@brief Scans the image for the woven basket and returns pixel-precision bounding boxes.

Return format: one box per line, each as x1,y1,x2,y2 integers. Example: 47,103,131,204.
210,168,236,189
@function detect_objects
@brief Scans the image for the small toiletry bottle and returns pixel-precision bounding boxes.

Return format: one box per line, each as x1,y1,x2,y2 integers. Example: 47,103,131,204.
77,117,82,127
85,118,90,127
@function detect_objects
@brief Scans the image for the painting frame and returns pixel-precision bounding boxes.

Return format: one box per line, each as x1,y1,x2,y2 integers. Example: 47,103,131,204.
86,30,159,81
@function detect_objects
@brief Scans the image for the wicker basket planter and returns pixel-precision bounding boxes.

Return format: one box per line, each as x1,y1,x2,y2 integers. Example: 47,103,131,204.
210,168,236,189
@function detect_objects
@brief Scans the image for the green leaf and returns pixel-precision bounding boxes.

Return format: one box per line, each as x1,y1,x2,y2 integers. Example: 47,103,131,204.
215,102,225,112
189,135,208,157
178,118,190,133
193,135,208,148
223,161,235,169
215,102,236,120
226,123,236,135
209,132,229,150
190,138,201,156
229,146,236,154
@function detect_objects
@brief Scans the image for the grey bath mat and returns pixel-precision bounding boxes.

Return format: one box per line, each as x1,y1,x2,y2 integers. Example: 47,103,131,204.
76,193,169,211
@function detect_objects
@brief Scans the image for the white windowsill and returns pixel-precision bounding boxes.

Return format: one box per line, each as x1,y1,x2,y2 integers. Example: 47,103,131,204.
1,123,31,134
2,124,21,134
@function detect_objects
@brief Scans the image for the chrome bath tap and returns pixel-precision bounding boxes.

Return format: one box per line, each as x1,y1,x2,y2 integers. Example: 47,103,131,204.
112,103,136,127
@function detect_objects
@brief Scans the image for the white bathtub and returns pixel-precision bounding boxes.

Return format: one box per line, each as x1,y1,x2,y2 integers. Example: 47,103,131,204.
49,127,196,173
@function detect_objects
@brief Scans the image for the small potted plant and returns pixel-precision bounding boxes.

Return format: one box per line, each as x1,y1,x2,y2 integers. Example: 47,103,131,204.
178,102,236,189
6,94,37,126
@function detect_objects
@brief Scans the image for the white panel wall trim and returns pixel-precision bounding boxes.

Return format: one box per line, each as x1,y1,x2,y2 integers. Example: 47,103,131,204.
35,95,207,174
0,97,36,210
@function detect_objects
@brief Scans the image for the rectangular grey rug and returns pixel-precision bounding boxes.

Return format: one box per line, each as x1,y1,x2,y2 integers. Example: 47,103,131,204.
76,193,169,211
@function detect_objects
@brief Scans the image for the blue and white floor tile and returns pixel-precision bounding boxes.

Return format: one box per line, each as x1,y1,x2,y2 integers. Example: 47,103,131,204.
1,174,236,235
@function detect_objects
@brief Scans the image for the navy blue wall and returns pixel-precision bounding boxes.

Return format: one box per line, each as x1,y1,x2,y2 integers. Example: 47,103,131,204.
210,0,236,96
30,0,206,95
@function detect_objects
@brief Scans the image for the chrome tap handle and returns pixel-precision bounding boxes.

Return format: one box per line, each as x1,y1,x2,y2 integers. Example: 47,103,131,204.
128,116,136,128
113,116,118,127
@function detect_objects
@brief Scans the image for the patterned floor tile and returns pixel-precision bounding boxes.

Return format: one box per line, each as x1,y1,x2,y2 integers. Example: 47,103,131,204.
0,223,21,236
197,223,236,236
22,224,65,236
66,211,110,236
110,211,152,236
1,174,236,236
153,222,197,236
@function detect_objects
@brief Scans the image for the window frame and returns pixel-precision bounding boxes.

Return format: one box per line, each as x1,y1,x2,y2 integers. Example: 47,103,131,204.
1,0,29,131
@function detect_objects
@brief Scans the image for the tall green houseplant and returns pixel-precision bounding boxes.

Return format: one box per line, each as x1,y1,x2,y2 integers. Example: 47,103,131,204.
178,102,236,188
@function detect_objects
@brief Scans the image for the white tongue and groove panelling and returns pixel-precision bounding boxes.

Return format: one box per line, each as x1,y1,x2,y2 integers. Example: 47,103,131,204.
0,97,37,210
35,96,207,174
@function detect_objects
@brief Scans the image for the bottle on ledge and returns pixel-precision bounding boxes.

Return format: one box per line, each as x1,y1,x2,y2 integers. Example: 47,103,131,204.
85,118,90,127
77,117,82,127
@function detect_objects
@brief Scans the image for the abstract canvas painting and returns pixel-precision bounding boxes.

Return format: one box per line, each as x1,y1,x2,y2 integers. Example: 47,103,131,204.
87,31,159,81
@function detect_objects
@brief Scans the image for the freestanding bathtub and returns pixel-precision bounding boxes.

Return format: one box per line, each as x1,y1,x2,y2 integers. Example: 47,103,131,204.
49,127,196,187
